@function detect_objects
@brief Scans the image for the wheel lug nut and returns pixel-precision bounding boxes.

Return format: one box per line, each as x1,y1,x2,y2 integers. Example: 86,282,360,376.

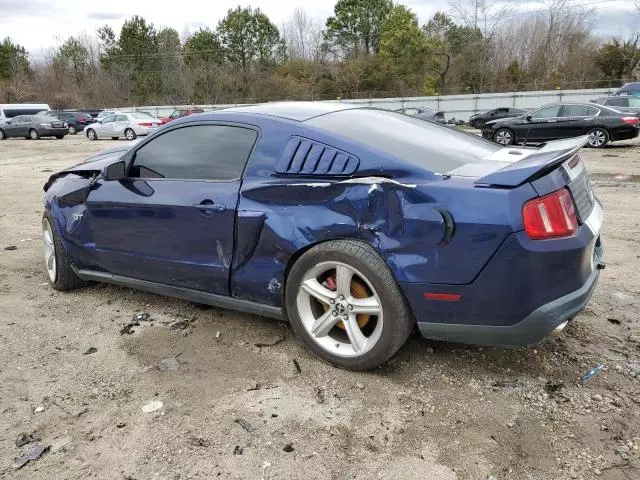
343,315,348,320
339,295,344,300
332,311,338,316
330,299,335,304
348,305,353,310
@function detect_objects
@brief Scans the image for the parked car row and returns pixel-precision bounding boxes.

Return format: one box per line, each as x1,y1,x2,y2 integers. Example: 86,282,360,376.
0,114,69,140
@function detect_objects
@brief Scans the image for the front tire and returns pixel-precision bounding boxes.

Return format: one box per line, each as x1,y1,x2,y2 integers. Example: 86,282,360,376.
587,128,609,148
285,240,413,371
124,128,136,140
86,128,97,140
494,128,514,145
29,129,40,140
0,129,5,140
42,213,87,291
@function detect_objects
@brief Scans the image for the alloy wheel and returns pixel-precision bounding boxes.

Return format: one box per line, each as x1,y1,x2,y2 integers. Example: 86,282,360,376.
296,261,383,357
42,218,56,283
87,129,96,140
495,129,512,145
68,125,76,134
125,129,135,140
588,129,607,147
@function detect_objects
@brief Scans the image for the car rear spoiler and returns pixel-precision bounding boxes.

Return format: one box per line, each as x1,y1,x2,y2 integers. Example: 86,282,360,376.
475,135,589,187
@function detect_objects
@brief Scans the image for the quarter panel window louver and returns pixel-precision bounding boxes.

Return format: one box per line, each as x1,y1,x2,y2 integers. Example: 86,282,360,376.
275,137,359,175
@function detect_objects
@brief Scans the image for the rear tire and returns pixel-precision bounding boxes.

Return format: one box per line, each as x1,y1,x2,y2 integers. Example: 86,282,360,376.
494,128,514,145
0,129,5,140
285,240,414,371
124,128,136,140
29,129,40,140
587,128,609,148
42,213,87,291
68,125,77,135
55,135,65,139
86,128,97,140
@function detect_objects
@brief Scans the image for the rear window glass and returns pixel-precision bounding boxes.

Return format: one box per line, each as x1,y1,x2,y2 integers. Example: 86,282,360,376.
306,109,500,173
132,112,153,119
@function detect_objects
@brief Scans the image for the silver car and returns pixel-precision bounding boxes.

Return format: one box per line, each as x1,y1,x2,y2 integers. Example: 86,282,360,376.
85,112,163,141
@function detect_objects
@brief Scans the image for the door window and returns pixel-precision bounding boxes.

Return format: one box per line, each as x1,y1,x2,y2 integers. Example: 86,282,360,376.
130,125,258,181
116,115,127,122
530,105,561,119
102,115,116,124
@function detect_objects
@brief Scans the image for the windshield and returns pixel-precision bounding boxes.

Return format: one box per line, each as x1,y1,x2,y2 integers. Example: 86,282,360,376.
34,115,58,122
307,108,501,173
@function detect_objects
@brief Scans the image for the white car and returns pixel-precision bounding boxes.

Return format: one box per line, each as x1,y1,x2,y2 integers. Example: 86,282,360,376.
85,112,163,141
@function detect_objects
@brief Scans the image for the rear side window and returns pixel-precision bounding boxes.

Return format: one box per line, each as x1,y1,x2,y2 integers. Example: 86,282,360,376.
130,125,257,181
561,105,598,117
306,109,500,173
604,97,627,107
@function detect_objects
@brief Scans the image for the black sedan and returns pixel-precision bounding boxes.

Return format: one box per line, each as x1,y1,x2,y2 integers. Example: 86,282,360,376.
591,96,640,115
0,114,68,140
48,110,95,134
482,103,639,148
395,107,446,124
468,107,528,129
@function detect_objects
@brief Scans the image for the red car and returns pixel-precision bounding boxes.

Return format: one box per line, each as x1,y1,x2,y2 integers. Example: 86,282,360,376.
160,108,205,124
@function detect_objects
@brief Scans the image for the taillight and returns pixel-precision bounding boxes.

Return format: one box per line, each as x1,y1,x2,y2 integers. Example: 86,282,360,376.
523,188,578,239
622,117,639,125
139,122,153,127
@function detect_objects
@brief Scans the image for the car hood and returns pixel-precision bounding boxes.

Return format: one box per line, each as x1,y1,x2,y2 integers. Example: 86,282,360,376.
484,116,522,127
43,144,134,191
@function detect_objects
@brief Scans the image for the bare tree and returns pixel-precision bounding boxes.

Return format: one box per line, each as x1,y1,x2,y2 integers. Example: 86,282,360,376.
282,8,324,62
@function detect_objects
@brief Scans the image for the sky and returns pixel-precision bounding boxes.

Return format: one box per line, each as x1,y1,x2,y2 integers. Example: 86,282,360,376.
1,0,638,56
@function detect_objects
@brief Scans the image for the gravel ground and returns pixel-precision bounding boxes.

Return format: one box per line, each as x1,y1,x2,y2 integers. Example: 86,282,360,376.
0,135,639,480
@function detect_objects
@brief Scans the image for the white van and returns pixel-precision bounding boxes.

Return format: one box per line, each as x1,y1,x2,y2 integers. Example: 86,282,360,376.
0,103,51,124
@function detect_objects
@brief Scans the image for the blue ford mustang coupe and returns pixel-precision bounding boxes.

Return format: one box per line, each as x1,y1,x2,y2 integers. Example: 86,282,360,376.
42,102,604,370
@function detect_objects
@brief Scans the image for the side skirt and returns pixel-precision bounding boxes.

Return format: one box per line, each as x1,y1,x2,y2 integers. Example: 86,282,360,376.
72,267,285,320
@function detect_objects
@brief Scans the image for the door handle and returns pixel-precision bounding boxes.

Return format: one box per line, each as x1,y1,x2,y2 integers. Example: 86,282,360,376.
193,199,226,215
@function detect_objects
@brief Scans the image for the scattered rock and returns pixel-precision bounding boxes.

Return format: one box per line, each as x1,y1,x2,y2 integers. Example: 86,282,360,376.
15,433,37,447
315,387,326,404
4,245,17,251
83,347,97,355
141,400,163,413
50,435,72,453
116,422,126,428
594,468,601,476
169,320,190,330
506,422,515,428
233,445,243,455
13,444,49,469
283,443,295,453
120,321,139,335
356,382,365,390
34,406,44,413
607,318,622,325
592,394,603,402
292,359,302,374
246,383,261,391
188,436,210,447
133,312,152,322
426,347,434,354
234,418,255,432
545,380,564,393
160,357,179,371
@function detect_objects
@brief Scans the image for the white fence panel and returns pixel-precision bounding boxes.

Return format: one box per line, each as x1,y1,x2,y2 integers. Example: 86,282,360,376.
119,87,617,123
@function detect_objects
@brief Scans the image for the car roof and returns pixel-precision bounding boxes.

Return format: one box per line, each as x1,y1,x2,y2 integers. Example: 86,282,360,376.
217,101,361,121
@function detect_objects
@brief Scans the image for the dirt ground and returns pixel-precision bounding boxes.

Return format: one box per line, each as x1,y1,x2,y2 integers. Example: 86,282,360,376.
0,134,639,480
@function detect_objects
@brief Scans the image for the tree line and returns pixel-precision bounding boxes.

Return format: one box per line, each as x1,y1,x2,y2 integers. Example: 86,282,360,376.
1,0,640,108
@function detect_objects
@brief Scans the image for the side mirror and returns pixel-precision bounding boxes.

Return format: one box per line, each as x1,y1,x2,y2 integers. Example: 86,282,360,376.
96,118,103,123
525,115,532,122
5,120,12,125
102,161,126,181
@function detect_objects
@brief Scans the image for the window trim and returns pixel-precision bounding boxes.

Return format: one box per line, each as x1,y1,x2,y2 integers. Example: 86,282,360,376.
124,121,261,183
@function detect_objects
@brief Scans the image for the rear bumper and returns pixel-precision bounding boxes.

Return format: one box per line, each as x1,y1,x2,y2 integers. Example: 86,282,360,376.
611,127,639,142
416,266,600,346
